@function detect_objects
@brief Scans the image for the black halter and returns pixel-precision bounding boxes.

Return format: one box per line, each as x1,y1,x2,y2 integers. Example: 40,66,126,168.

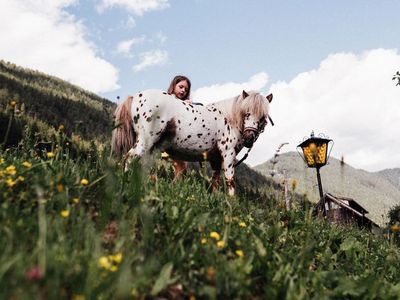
234,115,274,167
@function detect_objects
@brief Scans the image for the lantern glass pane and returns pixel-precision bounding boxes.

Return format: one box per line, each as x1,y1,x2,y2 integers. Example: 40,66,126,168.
303,145,315,166
316,143,327,164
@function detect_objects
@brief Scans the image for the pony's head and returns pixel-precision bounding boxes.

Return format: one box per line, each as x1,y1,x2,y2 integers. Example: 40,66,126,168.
233,90,273,148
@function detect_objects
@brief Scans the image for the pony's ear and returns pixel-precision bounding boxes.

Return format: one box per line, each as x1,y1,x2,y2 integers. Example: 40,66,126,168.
266,93,273,103
242,90,249,99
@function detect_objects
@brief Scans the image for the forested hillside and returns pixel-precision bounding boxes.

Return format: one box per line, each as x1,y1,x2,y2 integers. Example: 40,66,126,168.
0,60,116,142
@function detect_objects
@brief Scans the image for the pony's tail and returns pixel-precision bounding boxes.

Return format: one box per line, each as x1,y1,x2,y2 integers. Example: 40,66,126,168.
112,96,136,157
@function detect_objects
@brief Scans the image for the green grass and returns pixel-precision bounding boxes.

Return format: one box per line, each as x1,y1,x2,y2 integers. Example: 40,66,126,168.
1,137,400,299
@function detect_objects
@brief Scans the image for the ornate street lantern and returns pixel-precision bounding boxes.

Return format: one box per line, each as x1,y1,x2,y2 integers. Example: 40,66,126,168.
297,131,333,216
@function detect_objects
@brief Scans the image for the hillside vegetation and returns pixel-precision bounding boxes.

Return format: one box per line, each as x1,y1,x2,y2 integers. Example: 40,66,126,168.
0,60,116,143
2,133,400,299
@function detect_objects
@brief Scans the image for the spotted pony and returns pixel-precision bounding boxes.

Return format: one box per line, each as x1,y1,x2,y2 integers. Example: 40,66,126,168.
112,89,273,196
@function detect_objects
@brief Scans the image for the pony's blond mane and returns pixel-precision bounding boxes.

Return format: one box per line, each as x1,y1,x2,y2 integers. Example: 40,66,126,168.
229,92,269,130
111,96,136,157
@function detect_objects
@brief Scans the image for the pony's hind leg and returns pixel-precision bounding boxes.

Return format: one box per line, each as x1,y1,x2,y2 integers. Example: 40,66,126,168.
124,140,149,171
209,159,222,192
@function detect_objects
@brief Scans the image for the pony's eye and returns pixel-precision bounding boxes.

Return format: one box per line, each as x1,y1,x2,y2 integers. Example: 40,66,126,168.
245,113,251,118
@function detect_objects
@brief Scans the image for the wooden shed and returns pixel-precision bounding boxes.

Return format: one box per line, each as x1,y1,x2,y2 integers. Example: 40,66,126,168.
316,193,379,230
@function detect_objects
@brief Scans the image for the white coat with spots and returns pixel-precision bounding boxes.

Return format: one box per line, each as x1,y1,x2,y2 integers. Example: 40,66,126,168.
112,89,273,196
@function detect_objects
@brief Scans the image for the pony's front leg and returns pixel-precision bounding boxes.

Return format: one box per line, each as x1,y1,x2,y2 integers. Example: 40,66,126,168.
222,156,236,196
124,140,148,171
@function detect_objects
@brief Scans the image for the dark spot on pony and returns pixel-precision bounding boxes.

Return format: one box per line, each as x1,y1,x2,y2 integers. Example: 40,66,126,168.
146,117,152,122
197,133,203,138
187,135,191,139
139,93,143,97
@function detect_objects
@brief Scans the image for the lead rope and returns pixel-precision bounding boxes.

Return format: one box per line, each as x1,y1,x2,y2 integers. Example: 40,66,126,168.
234,146,253,167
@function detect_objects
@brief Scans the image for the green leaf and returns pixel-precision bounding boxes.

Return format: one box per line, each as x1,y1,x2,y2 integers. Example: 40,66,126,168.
253,235,267,257
151,262,176,296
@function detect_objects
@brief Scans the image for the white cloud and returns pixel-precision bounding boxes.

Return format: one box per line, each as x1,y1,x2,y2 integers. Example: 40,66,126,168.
192,72,269,104
247,49,400,172
116,36,145,56
97,0,169,15
133,49,168,72
0,0,119,93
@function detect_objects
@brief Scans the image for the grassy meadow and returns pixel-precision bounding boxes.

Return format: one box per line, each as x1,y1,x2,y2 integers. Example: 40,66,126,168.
2,106,400,299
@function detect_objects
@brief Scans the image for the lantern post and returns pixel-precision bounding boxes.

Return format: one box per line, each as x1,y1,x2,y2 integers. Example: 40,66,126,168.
297,131,333,216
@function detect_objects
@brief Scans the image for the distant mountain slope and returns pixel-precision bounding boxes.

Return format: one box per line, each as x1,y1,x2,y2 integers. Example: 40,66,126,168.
377,168,400,190
0,60,116,141
254,152,400,225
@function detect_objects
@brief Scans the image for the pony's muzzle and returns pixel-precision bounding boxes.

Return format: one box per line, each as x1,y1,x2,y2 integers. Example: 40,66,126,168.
243,128,257,148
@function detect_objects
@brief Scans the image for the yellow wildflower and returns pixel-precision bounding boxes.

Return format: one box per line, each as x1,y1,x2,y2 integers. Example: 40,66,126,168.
10,100,17,108
239,221,247,228
98,256,111,269
72,295,85,300
235,249,244,258
109,253,123,264
189,295,197,300
391,224,400,232
5,165,16,176
6,178,17,187
60,210,70,218
209,231,220,241
80,178,89,186
58,124,65,131
46,152,55,158
72,197,80,204
109,265,118,272
0,158,4,164
161,152,169,159
291,179,298,191
17,176,24,182
57,184,64,192
201,238,208,245
206,266,216,281
216,241,225,248
22,161,32,168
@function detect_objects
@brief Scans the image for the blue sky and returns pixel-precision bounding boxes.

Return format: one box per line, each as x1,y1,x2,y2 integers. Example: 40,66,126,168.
1,0,400,171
